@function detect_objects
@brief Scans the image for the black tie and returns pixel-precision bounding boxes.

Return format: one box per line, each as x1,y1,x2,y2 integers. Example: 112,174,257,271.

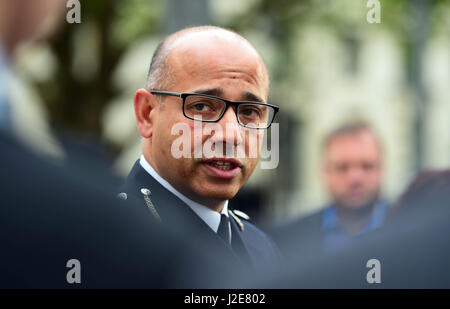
217,214,231,244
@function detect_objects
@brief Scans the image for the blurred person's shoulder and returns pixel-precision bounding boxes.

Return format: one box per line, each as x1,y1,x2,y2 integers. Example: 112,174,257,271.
265,208,325,259
268,208,324,240
0,132,176,288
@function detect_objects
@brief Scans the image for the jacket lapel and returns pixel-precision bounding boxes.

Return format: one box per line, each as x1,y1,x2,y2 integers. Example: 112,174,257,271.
122,160,247,264
230,215,253,267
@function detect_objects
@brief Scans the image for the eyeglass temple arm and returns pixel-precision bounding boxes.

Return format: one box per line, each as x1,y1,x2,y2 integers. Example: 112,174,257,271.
149,90,182,97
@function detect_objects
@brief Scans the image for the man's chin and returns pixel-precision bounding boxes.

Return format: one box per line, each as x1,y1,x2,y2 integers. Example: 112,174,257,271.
194,188,239,204
205,191,237,202
341,198,377,212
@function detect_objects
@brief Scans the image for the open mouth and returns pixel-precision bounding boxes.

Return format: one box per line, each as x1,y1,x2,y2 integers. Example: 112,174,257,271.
207,160,236,170
203,158,241,178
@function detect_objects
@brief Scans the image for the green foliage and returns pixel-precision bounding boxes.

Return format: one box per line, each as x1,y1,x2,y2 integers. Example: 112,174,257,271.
34,0,449,144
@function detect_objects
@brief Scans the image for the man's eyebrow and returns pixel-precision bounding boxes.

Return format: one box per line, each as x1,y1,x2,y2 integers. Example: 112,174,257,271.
192,88,223,97
242,92,264,103
192,88,265,103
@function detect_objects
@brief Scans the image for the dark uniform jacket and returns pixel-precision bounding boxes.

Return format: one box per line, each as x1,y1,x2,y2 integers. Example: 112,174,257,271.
118,160,281,275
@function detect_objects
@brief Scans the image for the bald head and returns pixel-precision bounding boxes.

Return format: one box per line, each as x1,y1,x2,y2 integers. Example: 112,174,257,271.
146,26,269,98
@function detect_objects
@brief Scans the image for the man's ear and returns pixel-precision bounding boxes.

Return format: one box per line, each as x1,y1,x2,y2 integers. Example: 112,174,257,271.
134,88,158,138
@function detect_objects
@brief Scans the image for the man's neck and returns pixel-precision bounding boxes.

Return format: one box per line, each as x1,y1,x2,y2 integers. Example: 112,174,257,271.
140,154,227,213
192,196,226,213
336,202,376,235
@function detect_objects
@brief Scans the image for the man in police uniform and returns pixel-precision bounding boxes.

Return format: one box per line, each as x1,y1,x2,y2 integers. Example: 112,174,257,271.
1,1,222,289
119,26,281,271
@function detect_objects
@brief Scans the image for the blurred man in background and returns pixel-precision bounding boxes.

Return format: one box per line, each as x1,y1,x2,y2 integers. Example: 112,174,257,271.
257,169,450,288
119,26,281,272
271,122,388,258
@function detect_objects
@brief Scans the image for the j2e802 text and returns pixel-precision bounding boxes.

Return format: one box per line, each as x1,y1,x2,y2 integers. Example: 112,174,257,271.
226,293,266,306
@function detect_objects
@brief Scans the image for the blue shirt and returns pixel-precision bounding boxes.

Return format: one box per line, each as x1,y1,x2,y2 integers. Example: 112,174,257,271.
322,200,388,252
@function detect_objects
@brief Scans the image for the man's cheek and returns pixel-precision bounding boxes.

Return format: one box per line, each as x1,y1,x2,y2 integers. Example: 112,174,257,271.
245,158,258,175
243,131,261,159
178,160,193,178
160,136,175,158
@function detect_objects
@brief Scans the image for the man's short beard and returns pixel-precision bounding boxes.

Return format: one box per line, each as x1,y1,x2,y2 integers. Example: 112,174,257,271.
337,194,379,216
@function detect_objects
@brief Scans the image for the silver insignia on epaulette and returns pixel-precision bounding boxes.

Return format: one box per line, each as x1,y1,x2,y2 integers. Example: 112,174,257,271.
233,209,250,220
229,210,244,232
140,188,151,196
140,188,161,222
116,192,128,200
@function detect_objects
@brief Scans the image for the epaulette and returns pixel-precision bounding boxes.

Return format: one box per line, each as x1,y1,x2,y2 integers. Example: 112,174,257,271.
228,209,250,232
232,209,250,221
140,188,162,222
116,189,162,222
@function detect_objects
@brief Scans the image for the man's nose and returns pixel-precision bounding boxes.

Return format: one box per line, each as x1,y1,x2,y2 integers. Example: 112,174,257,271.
347,166,366,182
217,106,244,146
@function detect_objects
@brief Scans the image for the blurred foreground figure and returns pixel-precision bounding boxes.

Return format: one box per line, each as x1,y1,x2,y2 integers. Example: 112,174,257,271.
0,1,239,288
0,0,65,137
271,122,388,257
257,169,450,288
0,133,235,288
118,26,281,273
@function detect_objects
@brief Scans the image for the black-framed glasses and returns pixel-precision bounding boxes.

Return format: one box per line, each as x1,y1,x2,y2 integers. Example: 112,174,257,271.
150,90,279,129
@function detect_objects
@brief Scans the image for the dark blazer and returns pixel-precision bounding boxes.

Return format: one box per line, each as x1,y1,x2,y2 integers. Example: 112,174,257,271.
118,160,281,273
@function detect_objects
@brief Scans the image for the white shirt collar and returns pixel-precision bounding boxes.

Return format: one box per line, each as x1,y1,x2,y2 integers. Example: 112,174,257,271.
139,155,230,235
